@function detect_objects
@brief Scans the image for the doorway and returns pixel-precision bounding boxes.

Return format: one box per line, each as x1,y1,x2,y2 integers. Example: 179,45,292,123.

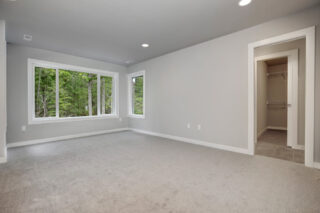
254,50,303,163
247,27,315,167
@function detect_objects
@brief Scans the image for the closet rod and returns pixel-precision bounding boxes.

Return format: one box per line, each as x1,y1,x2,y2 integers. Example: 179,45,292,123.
266,101,287,105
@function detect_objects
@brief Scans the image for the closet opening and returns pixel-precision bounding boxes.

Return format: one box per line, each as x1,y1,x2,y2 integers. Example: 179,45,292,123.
253,38,305,164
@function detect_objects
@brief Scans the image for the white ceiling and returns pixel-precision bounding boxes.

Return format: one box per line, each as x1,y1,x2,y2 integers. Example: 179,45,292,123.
0,0,319,66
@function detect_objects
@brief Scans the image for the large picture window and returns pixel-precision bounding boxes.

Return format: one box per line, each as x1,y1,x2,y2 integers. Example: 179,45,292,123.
128,71,145,118
59,70,98,117
28,59,119,124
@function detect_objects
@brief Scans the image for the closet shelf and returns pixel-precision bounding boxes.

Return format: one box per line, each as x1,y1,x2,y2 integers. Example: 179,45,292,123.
267,71,287,76
267,71,287,80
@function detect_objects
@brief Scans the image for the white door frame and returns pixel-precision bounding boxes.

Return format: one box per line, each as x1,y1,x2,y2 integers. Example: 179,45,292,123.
248,26,315,167
255,49,299,149
0,20,6,164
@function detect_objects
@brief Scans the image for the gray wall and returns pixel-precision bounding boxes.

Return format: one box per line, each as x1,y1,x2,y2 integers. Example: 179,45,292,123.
128,6,320,162
255,38,306,146
6,44,128,143
0,20,6,159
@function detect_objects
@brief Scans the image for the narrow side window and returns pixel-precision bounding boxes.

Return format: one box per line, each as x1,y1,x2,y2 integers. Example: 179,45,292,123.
128,71,145,118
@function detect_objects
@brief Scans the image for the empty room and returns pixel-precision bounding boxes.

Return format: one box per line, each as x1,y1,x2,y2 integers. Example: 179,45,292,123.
0,0,320,212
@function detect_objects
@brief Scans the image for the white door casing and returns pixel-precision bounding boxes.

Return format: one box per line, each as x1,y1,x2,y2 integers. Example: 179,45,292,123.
248,26,315,167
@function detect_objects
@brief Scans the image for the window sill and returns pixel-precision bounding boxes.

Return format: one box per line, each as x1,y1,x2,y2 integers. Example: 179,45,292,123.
128,114,145,119
29,114,119,125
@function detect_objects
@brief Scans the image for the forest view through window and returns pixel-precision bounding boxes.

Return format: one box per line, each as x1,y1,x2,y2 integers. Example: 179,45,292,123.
132,76,143,115
34,67,56,117
59,70,98,117
31,60,118,122
100,76,113,115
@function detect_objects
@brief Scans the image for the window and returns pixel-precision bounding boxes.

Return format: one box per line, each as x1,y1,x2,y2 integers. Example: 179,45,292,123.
34,67,56,118
59,70,98,117
128,71,145,118
100,76,113,115
28,59,119,124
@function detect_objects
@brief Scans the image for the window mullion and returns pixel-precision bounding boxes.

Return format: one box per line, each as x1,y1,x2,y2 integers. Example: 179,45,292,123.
97,74,101,116
32,65,36,120
56,68,59,118
112,75,115,115
128,76,132,115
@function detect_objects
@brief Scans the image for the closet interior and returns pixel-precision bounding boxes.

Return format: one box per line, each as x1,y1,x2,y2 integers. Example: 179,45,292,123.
255,57,304,163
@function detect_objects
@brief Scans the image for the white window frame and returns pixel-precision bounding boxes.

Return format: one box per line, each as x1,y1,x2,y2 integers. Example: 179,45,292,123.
28,58,119,124
128,70,145,119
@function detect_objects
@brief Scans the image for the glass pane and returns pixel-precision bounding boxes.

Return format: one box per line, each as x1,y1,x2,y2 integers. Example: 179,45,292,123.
132,76,143,115
34,67,56,118
59,69,97,117
100,76,113,114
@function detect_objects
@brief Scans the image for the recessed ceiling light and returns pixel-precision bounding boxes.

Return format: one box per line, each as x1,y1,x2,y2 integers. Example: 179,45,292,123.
141,43,149,48
239,0,252,6
23,34,32,41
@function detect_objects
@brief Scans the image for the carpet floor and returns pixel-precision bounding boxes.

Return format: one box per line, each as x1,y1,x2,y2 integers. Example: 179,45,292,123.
0,131,319,213
256,130,304,164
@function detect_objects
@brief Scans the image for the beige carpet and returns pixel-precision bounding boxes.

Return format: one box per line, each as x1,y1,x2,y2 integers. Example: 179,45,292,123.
0,131,320,212
256,130,304,164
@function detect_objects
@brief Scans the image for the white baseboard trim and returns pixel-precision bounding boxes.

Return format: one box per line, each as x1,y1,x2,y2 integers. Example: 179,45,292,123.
7,128,129,148
130,128,250,155
0,147,7,163
292,144,305,150
313,162,320,170
0,156,6,163
267,126,287,131
257,127,267,138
